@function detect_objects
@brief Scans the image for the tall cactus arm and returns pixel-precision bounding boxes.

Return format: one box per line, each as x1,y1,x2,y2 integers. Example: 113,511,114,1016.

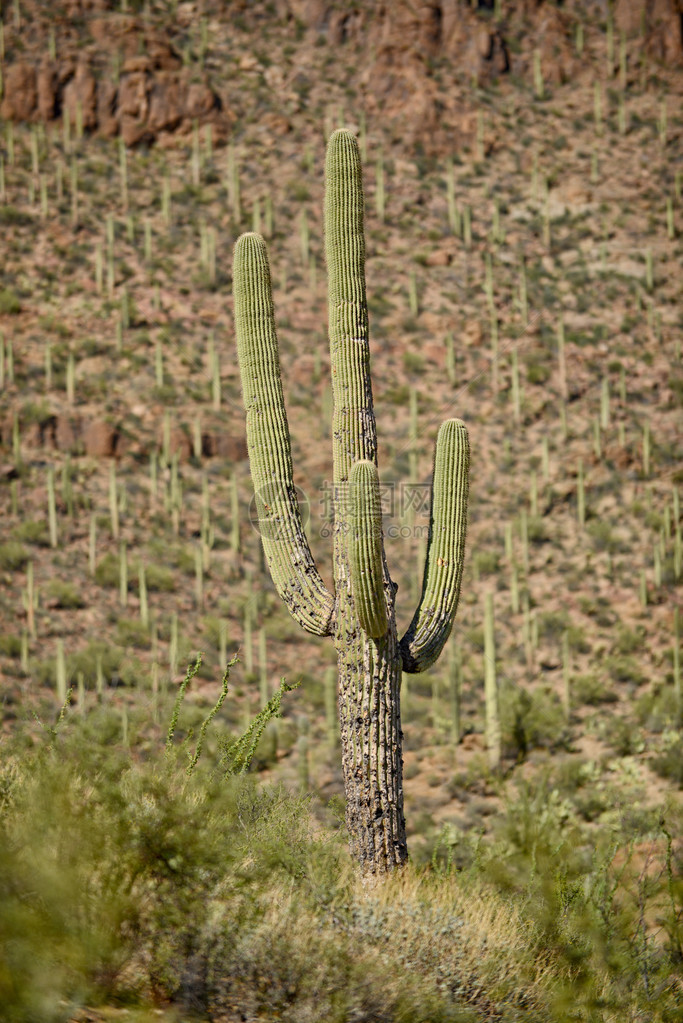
399,418,470,672
233,232,335,636
325,129,377,488
349,460,389,639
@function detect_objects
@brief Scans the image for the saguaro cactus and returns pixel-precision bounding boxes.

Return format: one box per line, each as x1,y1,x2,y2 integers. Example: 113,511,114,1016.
233,129,469,875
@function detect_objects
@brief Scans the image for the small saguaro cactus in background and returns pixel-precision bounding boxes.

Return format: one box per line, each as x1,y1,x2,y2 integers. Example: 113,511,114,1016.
233,129,470,876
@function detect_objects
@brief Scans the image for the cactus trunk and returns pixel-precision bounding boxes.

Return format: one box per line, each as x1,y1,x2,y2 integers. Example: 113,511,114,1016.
335,594,407,871
325,130,407,872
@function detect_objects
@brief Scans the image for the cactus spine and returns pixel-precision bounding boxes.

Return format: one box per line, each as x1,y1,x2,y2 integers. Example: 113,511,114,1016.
233,130,470,875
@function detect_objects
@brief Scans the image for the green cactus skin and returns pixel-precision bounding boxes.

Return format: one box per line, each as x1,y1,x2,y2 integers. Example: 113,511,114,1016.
233,129,469,875
349,460,388,639
233,232,334,636
400,419,470,672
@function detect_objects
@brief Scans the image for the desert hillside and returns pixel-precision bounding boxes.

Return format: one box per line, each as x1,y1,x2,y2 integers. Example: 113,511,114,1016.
0,2,681,1020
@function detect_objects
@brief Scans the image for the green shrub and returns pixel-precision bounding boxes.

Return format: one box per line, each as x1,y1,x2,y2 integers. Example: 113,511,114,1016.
202,615,228,651
473,549,499,575
145,563,176,592
403,351,425,374
527,516,549,543
96,554,175,593
33,641,125,690
572,673,618,706
500,687,569,760
0,205,33,226
586,519,624,553
116,618,151,650
526,360,551,385
551,756,594,796
0,543,29,572
94,552,120,588
1,698,680,1023
11,520,51,547
0,287,21,314
574,786,611,822
566,624,591,653
382,383,411,405
45,579,86,610
537,610,568,640
651,734,683,787
148,539,194,576
606,655,647,687
635,686,679,732
613,625,645,655
0,634,22,658
604,716,644,757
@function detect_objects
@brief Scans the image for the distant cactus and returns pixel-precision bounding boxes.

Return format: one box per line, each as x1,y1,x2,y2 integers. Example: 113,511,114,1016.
233,129,469,875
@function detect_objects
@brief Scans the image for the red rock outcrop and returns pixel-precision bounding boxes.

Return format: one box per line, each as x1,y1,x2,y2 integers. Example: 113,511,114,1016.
0,0,680,154
0,11,227,146
614,0,683,65
1,63,38,121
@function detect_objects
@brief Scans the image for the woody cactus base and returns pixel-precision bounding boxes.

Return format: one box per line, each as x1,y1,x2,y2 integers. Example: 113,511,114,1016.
233,129,469,875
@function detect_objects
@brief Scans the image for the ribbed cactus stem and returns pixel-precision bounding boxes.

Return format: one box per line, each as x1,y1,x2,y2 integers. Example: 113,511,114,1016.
233,232,334,636
349,460,388,638
325,129,376,484
484,592,501,771
400,419,470,672
325,131,405,873
233,129,470,876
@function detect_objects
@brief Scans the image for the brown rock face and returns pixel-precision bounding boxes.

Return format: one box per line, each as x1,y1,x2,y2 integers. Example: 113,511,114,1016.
202,435,249,462
647,0,683,64
117,71,150,124
0,0,679,154
63,63,98,131
354,3,512,153
97,80,119,138
0,13,223,145
157,426,192,461
147,72,184,134
534,6,575,85
185,78,220,120
1,63,37,121
458,25,510,84
37,61,59,121
23,416,57,450
425,250,452,267
82,421,120,458
54,416,80,453
118,67,154,147
614,0,683,64
328,8,364,45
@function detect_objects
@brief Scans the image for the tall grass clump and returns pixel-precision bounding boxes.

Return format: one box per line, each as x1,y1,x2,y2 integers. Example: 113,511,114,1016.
1,660,681,1022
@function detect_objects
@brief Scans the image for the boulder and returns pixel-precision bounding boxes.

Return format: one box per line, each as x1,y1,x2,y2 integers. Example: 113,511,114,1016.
615,0,683,65
534,6,576,85
147,72,184,134
184,78,220,120
62,63,98,131
96,79,120,138
54,416,80,453
158,426,192,461
37,61,59,121
425,250,452,267
82,421,119,458
203,434,249,462
0,63,37,121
